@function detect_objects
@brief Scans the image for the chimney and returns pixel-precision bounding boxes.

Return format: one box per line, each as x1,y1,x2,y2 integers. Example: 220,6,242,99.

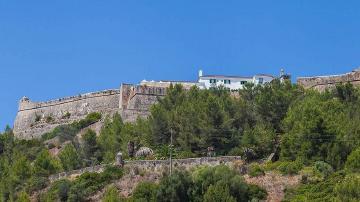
198,69,203,77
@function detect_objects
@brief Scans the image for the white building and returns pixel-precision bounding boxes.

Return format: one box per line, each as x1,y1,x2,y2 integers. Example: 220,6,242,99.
197,70,275,90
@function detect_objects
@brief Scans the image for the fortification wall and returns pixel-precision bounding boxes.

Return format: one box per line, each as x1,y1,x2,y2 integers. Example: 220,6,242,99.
297,69,360,91
119,84,167,122
14,89,121,139
49,156,242,182
14,81,192,139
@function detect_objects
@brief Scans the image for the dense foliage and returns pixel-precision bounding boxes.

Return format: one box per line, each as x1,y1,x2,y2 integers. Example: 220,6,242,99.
2,80,360,201
129,165,267,202
40,166,123,202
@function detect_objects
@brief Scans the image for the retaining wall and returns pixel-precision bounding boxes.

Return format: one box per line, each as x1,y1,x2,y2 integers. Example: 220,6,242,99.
49,156,243,182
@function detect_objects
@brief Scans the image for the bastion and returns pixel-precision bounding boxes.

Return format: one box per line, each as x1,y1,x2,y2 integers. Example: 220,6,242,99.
297,68,360,91
13,81,196,139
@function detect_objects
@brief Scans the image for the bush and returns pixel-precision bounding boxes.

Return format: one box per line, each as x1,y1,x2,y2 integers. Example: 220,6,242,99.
283,172,345,201
314,161,333,178
56,166,123,202
17,191,30,202
27,176,49,193
41,112,102,141
156,171,193,202
58,143,80,171
334,174,360,201
132,181,158,201
203,184,236,202
191,165,267,201
62,112,71,119
77,112,102,128
102,185,122,202
40,179,71,202
345,147,360,173
277,161,303,175
248,163,265,177
45,116,54,123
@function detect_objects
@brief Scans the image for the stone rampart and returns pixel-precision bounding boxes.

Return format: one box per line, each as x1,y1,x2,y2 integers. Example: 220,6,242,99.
14,81,195,139
297,69,360,91
49,156,242,182
14,89,121,139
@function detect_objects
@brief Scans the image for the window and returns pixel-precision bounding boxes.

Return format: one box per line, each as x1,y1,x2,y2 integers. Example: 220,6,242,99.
210,79,217,84
240,81,247,85
224,80,231,84
258,78,264,84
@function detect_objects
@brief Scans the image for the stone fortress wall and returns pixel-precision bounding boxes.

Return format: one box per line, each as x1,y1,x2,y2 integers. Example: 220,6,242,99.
14,90,121,139
13,81,195,139
297,69,360,91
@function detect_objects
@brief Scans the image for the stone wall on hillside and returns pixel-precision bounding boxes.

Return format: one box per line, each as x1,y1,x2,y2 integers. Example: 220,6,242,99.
49,156,243,182
14,81,195,139
13,90,121,139
297,69,360,91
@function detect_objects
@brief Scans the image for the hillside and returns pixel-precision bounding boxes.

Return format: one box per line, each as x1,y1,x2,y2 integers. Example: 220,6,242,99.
1,80,360,201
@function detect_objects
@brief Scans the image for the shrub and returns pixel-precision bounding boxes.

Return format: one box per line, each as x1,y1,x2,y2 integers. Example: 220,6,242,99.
77,112,102,128
102,185,121,202
132,181,158,201
203,184,236,202
41,112,102,142
58,143,80,171
156,171,193,202
345,147,360,173
16,191,30,202
277,161,302,175
40,179,71,202
191,165,267,201
45,116,54,123
283,172,345,201
62,112,71,119
314,161,333,178
334,174,360,202
27,176,49,193
248,163,265,177
67,166,123,202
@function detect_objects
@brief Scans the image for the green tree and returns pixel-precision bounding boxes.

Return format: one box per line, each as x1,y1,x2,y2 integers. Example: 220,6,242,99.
81,129,100,166
97,113,124,163
156,171,193,202
203,184,236,202
58,143,80,171
345,147,360,173
33,149,62,176
241,123,276,159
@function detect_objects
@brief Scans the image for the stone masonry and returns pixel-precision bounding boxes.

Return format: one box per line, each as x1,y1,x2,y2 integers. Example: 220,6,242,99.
297,68,360,92
13,83,176,139
49,156,243,182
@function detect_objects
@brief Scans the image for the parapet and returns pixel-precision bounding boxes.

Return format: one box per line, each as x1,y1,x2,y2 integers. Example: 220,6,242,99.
18,89,120,112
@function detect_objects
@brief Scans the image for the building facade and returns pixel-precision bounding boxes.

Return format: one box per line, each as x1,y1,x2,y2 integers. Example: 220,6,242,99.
197,70,275,90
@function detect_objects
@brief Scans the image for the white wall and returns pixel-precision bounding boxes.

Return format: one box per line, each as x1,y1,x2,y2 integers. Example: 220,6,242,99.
198,75,274,90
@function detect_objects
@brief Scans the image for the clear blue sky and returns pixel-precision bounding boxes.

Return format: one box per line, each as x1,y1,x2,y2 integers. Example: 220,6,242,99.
1,1,360,129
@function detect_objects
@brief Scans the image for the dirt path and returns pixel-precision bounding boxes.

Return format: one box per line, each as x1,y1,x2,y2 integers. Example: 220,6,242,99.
244,171,301,202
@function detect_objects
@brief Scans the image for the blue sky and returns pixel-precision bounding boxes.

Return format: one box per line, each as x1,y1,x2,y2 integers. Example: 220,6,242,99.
1,1,360,129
